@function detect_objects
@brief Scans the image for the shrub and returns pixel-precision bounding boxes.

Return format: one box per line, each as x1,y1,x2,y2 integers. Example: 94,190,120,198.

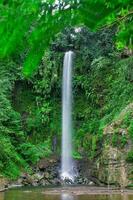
126,151,133,163
128,120,133,141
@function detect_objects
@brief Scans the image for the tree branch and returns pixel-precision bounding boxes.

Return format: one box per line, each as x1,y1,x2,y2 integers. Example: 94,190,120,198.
99,10,133,30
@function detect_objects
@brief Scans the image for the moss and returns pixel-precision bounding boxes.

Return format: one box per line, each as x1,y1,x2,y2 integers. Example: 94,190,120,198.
127,184,133,188
126,151,133,163
128,120,133,141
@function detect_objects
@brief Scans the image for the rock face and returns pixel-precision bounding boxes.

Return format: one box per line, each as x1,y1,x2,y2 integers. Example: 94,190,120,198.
94,104,133,188
95,146,132,187
0,176,8,191
10,157,96,187
9,156,61,187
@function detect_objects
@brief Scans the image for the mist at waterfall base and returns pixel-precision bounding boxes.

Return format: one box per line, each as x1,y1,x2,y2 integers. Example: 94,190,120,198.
61,51,77,182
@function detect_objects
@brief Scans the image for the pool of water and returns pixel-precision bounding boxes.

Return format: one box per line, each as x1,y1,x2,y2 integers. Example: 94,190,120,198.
0,186,133,200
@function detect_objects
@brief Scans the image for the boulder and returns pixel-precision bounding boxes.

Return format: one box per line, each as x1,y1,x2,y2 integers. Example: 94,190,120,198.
0,176,8,191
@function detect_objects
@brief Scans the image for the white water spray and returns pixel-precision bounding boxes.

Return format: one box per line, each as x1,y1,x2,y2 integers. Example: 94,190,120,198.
61,51,76,181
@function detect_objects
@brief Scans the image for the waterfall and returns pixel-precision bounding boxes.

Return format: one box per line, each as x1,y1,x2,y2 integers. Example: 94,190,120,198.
61,51,75,181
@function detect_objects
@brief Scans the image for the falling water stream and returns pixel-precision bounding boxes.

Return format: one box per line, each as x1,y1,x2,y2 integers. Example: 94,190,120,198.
61,51,75,181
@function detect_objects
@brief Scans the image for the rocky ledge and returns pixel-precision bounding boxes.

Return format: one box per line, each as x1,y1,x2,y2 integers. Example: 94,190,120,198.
8,157,98,188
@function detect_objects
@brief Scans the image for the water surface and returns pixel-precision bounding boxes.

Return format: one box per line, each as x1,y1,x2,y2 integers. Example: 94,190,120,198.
0,187,133,200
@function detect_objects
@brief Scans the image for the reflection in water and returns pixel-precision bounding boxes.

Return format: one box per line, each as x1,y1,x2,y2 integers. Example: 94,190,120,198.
121,193,129,200
61,193,74,200
106,193,130,200
0,192,4,200
0,188,133,200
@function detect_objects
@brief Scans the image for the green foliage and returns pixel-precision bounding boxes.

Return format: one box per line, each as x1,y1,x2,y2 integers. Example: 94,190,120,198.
90,135,98,159
18,141,52,164
127,184,133,188
0,58,53,178
128,120,133,141
0,134,27,179
0,0,132,75
122,111,133,141
74,56,133,157
73,151,82,159
126,151,133,163
112,133,118,147
111,132,127,148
